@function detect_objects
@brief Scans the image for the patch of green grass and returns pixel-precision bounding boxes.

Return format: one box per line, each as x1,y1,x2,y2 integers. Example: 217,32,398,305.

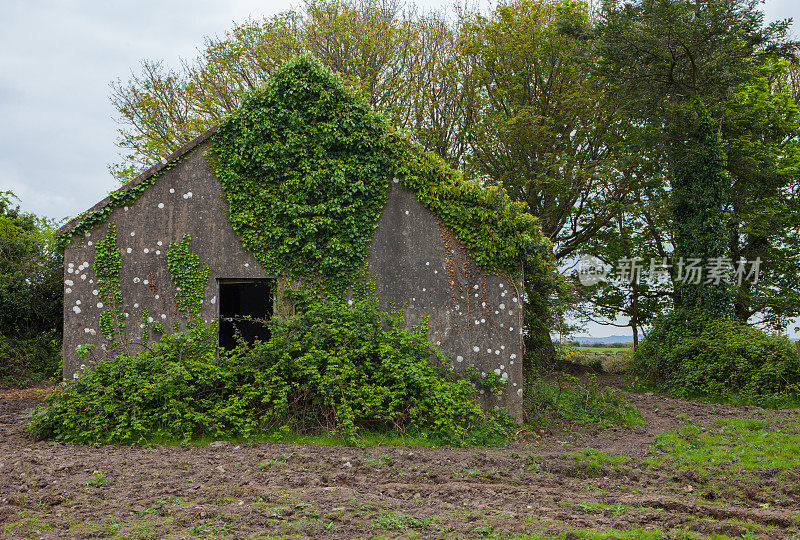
513,528,748,539
453,467,480,479
85,471,114,486
576,347,630,353
570,447,630,475
2,510,52,535
144,428,439,448
69,514,175,540
524,373,644,429
260,453,291,470
373,512,432,531
363,453,393,467
651,418,800,471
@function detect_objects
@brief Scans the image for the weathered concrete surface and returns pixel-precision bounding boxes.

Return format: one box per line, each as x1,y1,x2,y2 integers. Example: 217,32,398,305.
62,155,524,421
61,142,268,379
367,181,525,421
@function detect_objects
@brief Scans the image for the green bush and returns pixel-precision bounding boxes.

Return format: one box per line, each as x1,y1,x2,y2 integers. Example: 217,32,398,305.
0,332,61,386
631,310,800,404
28,292,511,446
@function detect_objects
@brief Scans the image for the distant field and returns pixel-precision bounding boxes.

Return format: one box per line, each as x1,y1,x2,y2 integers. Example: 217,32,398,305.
575,346,630,353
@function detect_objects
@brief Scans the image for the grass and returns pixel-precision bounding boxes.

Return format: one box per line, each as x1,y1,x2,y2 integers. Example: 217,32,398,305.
569,447,630,475
524,373,644,429
650,418,800,471
576,346,630,353
139,427,440,449
373,512,432,531
513,528,764,539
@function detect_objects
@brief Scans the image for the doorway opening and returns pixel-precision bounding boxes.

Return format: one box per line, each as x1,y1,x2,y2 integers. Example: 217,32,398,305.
217,279,274,350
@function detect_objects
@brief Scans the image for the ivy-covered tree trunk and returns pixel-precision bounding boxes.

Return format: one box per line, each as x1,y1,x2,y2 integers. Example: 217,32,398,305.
670,100,731,317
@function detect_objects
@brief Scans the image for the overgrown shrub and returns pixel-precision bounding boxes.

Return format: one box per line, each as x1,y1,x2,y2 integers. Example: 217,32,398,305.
631,310,800,404
28,293,511,446
0,332,61,386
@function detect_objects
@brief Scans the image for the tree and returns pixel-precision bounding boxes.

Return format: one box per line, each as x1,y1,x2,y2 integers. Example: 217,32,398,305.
110,0,474,181
459,0,631,363
721,61,800,330
596,0,796,317
0,191,63,383
0,192,62,335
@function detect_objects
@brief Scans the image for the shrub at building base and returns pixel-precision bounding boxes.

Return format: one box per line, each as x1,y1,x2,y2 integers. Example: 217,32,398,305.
28,294,512,446
631,310,800,405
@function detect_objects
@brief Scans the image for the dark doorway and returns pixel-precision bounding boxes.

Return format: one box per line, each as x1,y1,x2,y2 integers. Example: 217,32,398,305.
218,279,274,350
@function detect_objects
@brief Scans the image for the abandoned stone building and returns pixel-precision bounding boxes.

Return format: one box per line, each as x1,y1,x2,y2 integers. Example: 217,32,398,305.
56,57,546,421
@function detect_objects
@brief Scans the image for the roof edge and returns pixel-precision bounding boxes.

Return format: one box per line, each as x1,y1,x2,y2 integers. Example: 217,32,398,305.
56,126,219,237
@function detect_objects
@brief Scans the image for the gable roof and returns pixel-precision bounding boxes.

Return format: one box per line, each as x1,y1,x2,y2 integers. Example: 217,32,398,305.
58,55,550,281
56,126,217,239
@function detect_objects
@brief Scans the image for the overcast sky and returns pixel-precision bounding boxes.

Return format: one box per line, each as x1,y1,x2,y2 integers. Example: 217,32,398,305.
1,0,797,337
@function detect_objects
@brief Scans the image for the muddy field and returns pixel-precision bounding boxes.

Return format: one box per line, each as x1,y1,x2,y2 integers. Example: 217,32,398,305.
1,378,798,539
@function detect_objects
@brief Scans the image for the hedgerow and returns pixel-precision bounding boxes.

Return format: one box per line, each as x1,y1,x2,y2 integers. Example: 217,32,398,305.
631,310,800,405
28,290,511,445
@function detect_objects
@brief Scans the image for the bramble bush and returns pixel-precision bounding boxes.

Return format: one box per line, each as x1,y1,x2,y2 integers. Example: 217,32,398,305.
631,310,800,405
28,292,512,446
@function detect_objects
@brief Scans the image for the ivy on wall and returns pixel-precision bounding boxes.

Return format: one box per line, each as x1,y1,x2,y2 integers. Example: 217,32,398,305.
211,55,551,290
210,56,395,290
93,224,124,348
166,235,210,322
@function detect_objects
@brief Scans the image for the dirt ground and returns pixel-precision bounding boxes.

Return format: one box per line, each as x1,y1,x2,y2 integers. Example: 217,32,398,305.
1,377,798,539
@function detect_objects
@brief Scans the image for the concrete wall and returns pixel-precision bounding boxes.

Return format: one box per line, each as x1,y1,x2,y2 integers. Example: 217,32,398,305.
367,181,524,420
62,142,268,379
62,153,524,420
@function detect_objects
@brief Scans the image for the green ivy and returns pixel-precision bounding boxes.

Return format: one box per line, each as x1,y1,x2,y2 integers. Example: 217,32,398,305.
211,55,550,290
166,235,209,321
93,224,124,347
